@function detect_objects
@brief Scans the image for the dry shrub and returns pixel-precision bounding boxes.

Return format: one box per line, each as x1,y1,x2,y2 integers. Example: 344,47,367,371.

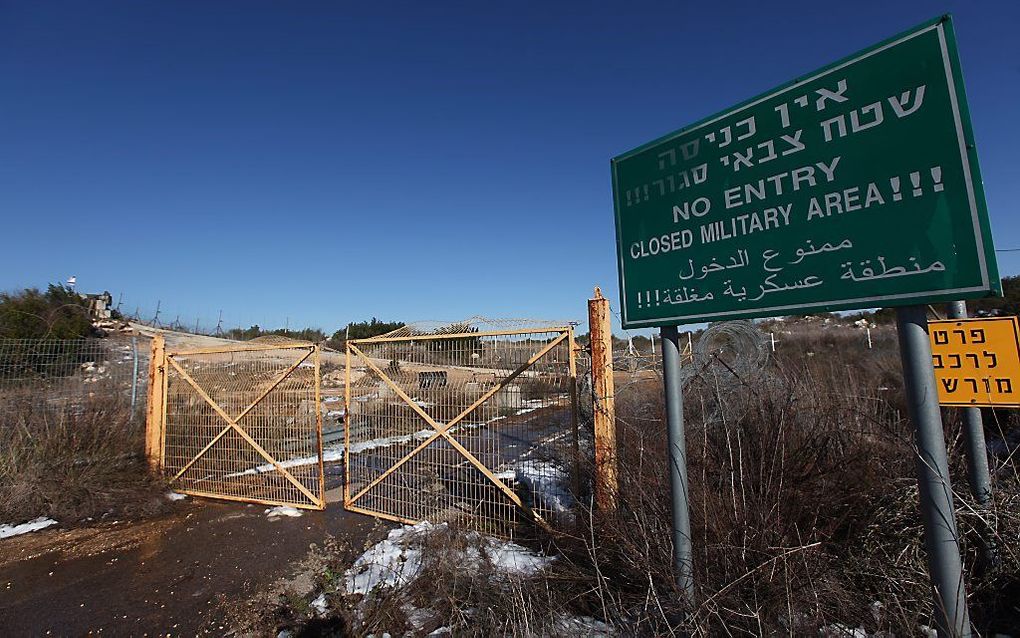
228,326,1020,636
0,392,165,523
556,329,1020,635
355,524,564,637
227,523,587,637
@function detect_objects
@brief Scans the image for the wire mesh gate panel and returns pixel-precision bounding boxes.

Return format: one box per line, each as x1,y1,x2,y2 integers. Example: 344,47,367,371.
162,343,325,509
344,323,578,534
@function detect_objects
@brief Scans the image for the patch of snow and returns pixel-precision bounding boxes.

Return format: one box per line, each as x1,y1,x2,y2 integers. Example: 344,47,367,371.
819,624,866,638
350,428,434,454
323,396,341,403
343,522,554,597
224,398,567,479
515,459,574,514
484,538,554,573
310,593,328,616
344,523,429,595
165,491,187,501
401,602,432,629
0,517,58,539
427,627,452,637
266,506,303,519
552,614,614,636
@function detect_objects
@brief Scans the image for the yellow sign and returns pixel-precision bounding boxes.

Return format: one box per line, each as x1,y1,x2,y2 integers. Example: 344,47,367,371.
928,317,1020,407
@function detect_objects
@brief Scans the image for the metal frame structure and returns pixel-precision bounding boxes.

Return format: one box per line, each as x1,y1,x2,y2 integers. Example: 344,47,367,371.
344,325,578,533
159,342,325,510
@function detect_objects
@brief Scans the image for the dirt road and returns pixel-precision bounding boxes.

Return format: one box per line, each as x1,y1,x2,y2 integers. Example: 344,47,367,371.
0,496,376,636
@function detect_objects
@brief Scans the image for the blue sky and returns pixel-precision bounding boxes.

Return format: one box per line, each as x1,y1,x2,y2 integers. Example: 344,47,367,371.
2,1,1018,335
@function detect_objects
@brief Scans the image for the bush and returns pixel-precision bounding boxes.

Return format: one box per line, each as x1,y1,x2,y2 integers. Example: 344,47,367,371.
556,329,1020,635
328,319,406,348
0,284,98,340
225,324,327,342
0,392,165,523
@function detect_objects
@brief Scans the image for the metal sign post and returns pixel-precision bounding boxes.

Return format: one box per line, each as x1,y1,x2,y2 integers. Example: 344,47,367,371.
896,306,971,636
942,301,994,504
660,325,694,602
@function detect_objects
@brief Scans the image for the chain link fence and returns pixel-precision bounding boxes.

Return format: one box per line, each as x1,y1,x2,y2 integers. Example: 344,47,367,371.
0,336,150,426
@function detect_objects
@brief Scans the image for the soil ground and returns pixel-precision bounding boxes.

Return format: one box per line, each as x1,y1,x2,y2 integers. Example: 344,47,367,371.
0,490,376,636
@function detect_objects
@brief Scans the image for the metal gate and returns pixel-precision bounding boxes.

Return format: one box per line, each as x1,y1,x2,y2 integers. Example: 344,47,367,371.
344,322,578,533
160,342,325,509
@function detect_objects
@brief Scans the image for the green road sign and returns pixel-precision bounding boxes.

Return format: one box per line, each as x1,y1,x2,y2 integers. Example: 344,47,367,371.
612,16,999,329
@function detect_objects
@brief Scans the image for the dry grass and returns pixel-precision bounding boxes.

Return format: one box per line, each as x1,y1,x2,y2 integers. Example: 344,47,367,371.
0,392,166,524
225,325,1020,636
557,327,1020,635
222,522,590,638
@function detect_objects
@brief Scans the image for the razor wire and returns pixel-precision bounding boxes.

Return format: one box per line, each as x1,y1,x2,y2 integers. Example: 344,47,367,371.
370,316,578,340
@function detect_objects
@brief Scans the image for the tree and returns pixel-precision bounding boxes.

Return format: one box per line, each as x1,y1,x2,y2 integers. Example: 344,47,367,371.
0,285,98,339
268,327,326,342
424,322,482,363
225,324,327,342
969,275,1020,317
225,325,264,341
0,285,100,378
329,318,405,344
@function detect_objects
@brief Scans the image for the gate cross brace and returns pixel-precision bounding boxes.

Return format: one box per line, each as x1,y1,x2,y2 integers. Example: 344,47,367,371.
167,349,312,482
347,333,569,529
166,351,322,507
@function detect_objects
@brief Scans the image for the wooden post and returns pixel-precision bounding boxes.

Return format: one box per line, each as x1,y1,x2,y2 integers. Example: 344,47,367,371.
145,334,166,473
589,287,618,511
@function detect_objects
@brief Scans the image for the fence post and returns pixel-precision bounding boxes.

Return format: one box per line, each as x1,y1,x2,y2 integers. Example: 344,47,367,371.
568,326,582,502
145,335,166,473
344,340,352,508
588,287,618,511
130,336,140,418
314,345,325,508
